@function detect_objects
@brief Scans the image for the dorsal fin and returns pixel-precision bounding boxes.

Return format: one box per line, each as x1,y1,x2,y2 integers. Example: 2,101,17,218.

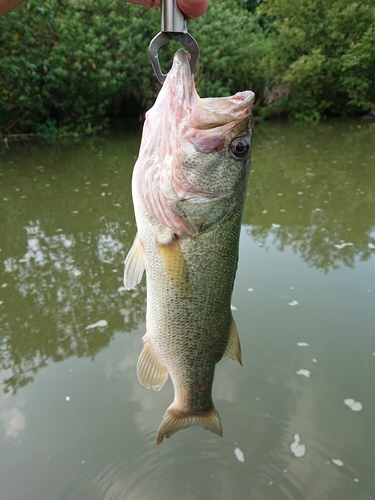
123,233,146,290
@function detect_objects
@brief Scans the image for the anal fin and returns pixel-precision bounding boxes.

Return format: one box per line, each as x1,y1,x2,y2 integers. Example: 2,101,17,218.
224,316,242,365
124,233,146,290
137,339,168,391
156,405,222,445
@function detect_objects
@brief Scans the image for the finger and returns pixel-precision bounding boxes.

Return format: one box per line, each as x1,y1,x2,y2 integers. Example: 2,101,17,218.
0,0,25,17
177,0,209,18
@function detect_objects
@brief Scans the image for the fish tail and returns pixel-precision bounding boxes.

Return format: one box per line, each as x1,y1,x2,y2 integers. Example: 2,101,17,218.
156,405,223,445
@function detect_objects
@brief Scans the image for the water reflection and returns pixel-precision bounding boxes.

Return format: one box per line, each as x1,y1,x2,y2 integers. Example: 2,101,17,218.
0,407,26,439
244,120,375,272
0,131,146,394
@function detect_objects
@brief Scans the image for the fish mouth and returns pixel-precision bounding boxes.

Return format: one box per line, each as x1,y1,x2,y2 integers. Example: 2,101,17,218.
164,49,254,136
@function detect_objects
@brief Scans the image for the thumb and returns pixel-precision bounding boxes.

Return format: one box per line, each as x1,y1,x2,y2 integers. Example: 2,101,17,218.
177,0,209,19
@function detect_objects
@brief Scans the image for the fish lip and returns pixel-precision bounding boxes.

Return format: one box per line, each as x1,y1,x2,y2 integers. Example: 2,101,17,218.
201,91,255,114
172,48,191,75
189,91,255,132
163,49,200,111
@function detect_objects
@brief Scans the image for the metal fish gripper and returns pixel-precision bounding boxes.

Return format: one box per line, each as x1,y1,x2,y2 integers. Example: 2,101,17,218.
149,0,199,84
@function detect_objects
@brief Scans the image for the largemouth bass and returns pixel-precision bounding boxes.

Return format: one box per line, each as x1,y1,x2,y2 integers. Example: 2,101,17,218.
124,49,254,444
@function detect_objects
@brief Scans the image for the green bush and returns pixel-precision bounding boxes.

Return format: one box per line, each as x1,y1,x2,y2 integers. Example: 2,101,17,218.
0,0,160,135
257,0,375,120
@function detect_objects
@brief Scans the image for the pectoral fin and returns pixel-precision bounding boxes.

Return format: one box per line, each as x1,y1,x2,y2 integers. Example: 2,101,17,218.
124,233,146,290
137,338,168,391
224,316,242,365
157,236,190,294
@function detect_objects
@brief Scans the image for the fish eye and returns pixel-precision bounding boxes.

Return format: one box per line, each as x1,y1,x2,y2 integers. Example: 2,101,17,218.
229,136,250,160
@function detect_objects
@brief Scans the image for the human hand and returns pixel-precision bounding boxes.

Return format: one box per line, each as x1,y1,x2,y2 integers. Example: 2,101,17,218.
125,0,209,19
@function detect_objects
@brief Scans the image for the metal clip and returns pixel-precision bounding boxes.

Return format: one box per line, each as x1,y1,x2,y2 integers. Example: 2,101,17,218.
149,0,199,84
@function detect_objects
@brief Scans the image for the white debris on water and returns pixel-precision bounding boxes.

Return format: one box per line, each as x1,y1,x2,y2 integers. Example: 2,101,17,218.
0,301,3,306
117,286,127,293
65,396,71,402
248,288,254,292
332,459,344,466
72,269,82,277
296,369,311,378
289,300,299,306
297,342,309,347
368,243,375,249
86,320,108,330
272,223,281,228
231,305,237,311
312,358,317,363
334,242,354,249
290,434,306,458
344,398,363,411
234,447,245,462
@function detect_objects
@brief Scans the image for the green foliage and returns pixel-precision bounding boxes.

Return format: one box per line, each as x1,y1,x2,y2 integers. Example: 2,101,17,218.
258,0,375,120
192,0,265,100
0,0,160,135
0,0,374,134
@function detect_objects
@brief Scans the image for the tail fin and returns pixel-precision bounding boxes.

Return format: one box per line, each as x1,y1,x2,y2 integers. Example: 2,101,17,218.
156,406,223,445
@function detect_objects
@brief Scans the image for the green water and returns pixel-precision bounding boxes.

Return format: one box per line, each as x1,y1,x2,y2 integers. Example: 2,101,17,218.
0,119,374,500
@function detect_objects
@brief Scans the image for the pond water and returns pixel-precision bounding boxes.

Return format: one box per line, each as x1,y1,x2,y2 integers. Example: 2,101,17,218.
0,119,374,500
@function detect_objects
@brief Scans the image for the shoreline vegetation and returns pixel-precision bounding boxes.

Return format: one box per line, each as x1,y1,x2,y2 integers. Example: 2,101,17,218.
1,0,374,137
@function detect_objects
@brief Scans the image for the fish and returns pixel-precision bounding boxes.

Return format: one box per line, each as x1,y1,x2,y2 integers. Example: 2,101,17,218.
124,49,254,444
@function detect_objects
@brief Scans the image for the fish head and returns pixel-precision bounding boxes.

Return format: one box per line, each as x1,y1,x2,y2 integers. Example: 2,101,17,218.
135,49,255,235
